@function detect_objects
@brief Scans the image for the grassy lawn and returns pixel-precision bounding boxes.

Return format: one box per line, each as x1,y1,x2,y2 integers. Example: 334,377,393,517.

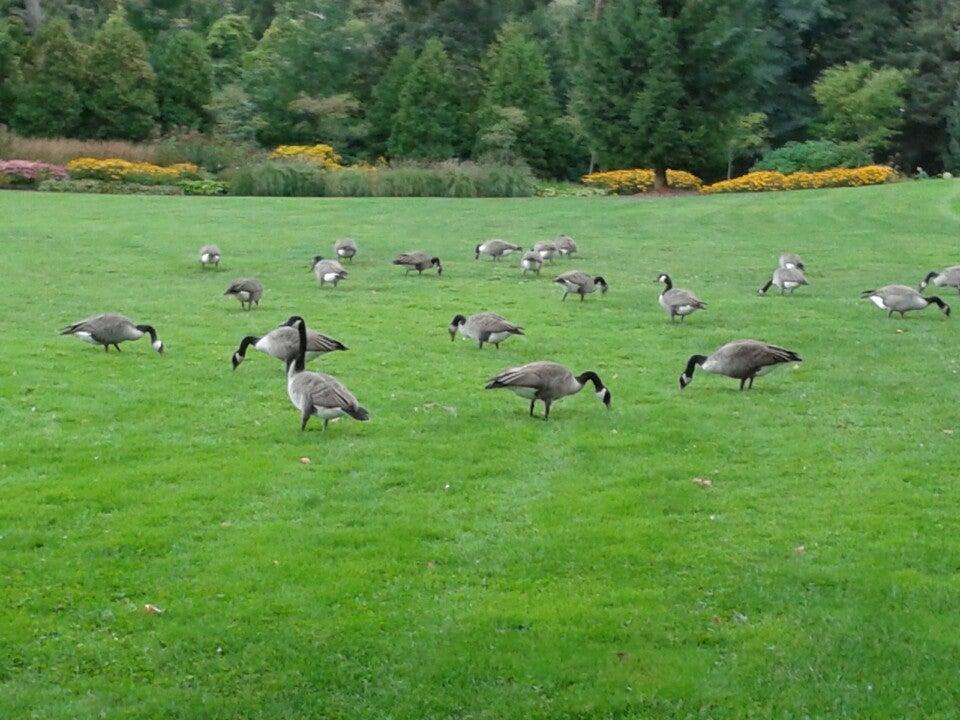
2,181,960,719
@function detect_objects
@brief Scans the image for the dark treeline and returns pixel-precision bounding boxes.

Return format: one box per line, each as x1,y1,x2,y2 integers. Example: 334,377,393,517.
0,0,958,182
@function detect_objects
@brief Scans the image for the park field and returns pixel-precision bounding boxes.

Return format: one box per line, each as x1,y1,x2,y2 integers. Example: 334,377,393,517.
1,181,959,718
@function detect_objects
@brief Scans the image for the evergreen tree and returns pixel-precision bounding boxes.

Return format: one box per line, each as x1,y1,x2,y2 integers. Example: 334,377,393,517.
944,84,960,174
11,17,85,137
153,30,214,130
476,20,560,175
368,45,415,156
0,18,24,125
206,14,254,86
207,82,263,143
389,38,462,160
84,9,157,140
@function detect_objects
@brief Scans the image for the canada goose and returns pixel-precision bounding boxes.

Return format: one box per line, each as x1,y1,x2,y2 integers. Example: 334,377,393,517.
554,270,608,301
199,244,221,270
533,241,558,262
231,323,346,369
486,361,611,419
311,256,348,287
521,251,543,275
920,266,960,293
60,313,164,353
334,238,358,262
861,285,951,318
679,339,801,391
657,273,706,321
393,252,442,276
758,266,808,295
556,236,578,258
475,239,521,261
282,316,369,431
779,253,805,270
224,278,263,310
449,312,524,349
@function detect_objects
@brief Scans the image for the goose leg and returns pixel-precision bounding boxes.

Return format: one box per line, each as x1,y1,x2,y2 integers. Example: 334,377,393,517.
300,406,313,431
543,400,552,419
494,342,500,349
739,378,746,390
323,419,330,431
900,311,906,318
562,292,568,302
104,344,109,352
114,344,121,352
888,310,893,318
529,399,536,417
748,375,755,389
680,314,686,322
580,292,585,302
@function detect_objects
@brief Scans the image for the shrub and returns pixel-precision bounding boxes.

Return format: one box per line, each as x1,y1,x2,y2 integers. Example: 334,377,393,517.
271,144,342,168
581,168,702,194
67,157,201,184
535,181,610,197
751,140,872,174
700,165,896,194
155,131,262,173
177,179,229,196
38,179,184,195
0,159,67,185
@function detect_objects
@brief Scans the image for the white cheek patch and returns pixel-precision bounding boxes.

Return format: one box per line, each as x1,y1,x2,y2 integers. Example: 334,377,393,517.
596,390,606,401
869,296,887,310
152,340,163,352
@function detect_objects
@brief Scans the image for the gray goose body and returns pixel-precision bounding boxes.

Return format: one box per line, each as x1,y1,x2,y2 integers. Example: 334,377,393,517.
485,361,611,419
334,238,358,261
60,313,164,353
449,312,524,349
556,236,578,258
311,257,348,287
920,265,960,293
224,278,263,310
521,251,543,275
199,244,221,270
283,316,368,430
861,285,951,318
657,274,706,321
232,325,347,369
779,253,805,270
476,239,521,260
393,251,442,275
679,339,801,390
759,266,808,295
533,241,558,261
554,270,608,301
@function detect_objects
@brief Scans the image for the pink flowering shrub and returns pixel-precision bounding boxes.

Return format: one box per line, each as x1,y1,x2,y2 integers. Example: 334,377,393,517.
0,160,69,186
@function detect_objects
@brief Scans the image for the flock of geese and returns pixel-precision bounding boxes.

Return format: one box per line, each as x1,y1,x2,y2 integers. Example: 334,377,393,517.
58,238,959,428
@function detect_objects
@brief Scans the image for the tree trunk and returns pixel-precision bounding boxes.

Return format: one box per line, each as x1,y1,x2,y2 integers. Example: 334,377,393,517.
593,0,604,19
588,150,596,175
726,154,734,180
22,0,43,34
653,166,667,191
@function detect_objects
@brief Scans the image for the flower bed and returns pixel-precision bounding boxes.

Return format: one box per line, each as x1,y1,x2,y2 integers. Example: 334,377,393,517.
66,157,201,185
39,179,184,195
0,160,68,186
701,165,895,194
581,168,703,194
271,144,342,169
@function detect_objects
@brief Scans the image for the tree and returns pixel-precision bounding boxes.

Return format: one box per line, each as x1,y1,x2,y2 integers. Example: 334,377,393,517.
10,17,85,136
388,38,462,160
476,20,560,175
84,9,157,140
206,83,263,143
206,14,254,86
367,45,415,156
0,18,24,125
721,112,770,179
945,84,960,174
813,61,911,154
153,30,214,131
288,93,367,160
474,105,527,164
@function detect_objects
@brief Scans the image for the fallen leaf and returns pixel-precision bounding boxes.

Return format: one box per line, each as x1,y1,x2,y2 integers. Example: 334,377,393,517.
299,457,311,464
794,544,806,556
944,429,954,436
732,611,748,624
615,651,628,662
711,615,722,625
692,477,713,488
144,604,164,615
220,521,232,529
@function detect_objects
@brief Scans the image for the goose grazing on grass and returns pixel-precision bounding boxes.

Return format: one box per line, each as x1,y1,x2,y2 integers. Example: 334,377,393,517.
334,238,358,262
199,244,221,270
311,256,348,287
861,285,951,318
679,340,801,391
554,270,608,301
556,235,578,258
449,312,524,349
920,266,960,293
475,239,521,261
533,240,558,262
232,323,346,369
657,273,706,321
779,253,805,270
393,252,442,276
283,316,369,431
521,251,543,275
758,266,808,295
224,278,263,310
485,361,611,419
60,313,164,353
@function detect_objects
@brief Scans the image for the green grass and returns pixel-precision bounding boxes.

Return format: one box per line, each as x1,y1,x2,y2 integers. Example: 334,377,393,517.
2,180,960,719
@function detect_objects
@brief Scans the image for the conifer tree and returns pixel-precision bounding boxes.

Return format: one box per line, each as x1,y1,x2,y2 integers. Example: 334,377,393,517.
389,39,462,160
153,30,214,130
206,14,254,86
368,46,416,157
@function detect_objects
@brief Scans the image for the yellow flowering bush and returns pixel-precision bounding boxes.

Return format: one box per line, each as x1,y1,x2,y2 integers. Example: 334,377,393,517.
67,157,200,184
581,168,703,194
701,165,895,194
271,144,342,169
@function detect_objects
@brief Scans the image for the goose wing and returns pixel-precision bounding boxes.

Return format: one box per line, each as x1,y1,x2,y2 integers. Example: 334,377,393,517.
485,361,568,390
473,312,523,334
60,313,129,338
306,329,348,353
226,278,260,294
663,288,706,308
717,340,801,373
295,372,367,417
554,270,591,287
393,252,428,266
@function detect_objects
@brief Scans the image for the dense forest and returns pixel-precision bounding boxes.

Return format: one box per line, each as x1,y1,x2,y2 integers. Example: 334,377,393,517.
0,0,958,182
